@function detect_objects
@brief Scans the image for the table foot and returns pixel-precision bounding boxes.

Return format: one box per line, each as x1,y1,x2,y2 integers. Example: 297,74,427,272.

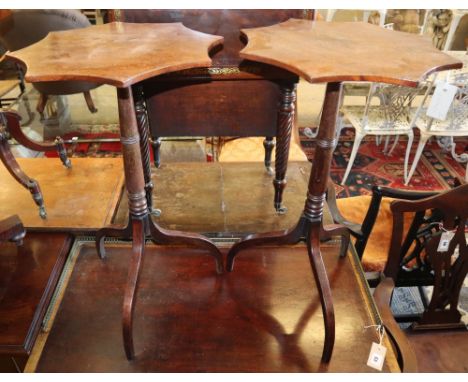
147,219,224,274
150,208,161,217
226,214,346,362
307,223,335,362
226,217,307,272
122,219,145,361
96,221,133,259
321,224,350,258
96,214,223,273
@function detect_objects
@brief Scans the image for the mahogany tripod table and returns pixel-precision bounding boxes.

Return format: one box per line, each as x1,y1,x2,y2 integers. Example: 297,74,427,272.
6,21,225,360
225,19,462,362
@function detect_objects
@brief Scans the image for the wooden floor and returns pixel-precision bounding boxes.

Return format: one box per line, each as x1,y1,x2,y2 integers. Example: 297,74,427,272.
33,241,399,372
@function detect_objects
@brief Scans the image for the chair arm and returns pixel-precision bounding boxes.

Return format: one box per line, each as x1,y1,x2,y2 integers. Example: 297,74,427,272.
373,185,438,200
373,278,418,372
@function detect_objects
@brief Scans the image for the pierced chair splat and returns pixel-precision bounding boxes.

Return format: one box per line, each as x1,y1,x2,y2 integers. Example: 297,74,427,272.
383,183,468,330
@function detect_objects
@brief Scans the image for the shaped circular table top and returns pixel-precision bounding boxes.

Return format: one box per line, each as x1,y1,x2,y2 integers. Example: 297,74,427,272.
6,22,224,88
239,19,463,87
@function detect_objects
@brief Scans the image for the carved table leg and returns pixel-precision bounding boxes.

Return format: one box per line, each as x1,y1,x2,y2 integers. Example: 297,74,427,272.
115,86,151,359
97,87,223,359
273,82,296,214
0,125,47,219
122,218,145,360
3,111,72,169
133,86,161,217
263,136,275,175
227,82,347,363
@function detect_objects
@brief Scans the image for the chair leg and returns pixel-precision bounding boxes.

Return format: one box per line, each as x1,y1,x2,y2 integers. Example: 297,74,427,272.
151,137,162,168
341,132,364,185
36,93,48,118
387,135,400,156
405,134,429,185
263,136,275,175
403,130,414,183
83,91,98,113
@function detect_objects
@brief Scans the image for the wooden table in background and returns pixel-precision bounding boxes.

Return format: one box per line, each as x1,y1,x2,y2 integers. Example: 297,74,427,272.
31,238,401,372
0,158,123,232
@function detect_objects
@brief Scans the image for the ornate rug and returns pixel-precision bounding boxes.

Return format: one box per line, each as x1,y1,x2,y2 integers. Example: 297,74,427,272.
300,127,467,197
46,126,467,197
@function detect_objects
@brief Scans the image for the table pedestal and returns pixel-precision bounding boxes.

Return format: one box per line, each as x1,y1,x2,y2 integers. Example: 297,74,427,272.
226,82,349,362
97,87,223,360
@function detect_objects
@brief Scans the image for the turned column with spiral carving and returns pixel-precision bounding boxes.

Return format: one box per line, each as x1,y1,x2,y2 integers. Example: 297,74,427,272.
273,82,297,214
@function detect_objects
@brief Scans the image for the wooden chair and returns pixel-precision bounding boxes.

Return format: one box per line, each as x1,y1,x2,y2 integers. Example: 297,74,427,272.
329,181,468,329
406,70,468,185
0,9,100,117
340,82,430,185
0,110,70,218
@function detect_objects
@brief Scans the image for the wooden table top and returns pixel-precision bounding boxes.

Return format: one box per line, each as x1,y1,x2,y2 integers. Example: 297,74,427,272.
239,19,463,87
6,22,224,88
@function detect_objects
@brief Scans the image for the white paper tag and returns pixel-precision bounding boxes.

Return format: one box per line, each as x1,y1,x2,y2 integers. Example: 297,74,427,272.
438,231,455,253
367,342,387,371
426,81,458,121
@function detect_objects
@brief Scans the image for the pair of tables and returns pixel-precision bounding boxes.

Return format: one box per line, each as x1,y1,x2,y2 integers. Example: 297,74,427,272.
7,19,461,362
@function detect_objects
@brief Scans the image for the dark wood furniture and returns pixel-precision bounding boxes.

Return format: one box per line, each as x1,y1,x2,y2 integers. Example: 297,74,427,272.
225,19,462,362
0,111,70,219
0,9,100,116
33,239,405,372
0,157,124,232
327,183,439,265
6,21,225,361
375,183,468,330
0,232,73,372
111,10,314,213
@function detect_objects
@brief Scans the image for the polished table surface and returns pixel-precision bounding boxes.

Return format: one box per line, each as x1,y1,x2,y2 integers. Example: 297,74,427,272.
239,19,462,86
32,240,400,372
6,21,223,87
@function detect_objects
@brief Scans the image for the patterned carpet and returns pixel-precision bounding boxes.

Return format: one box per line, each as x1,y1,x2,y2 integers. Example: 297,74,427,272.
46,126,467,197
300,127,467,197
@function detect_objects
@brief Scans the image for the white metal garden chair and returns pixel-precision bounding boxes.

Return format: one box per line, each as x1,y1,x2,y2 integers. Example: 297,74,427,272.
406,70,468,184
340,83,430,185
